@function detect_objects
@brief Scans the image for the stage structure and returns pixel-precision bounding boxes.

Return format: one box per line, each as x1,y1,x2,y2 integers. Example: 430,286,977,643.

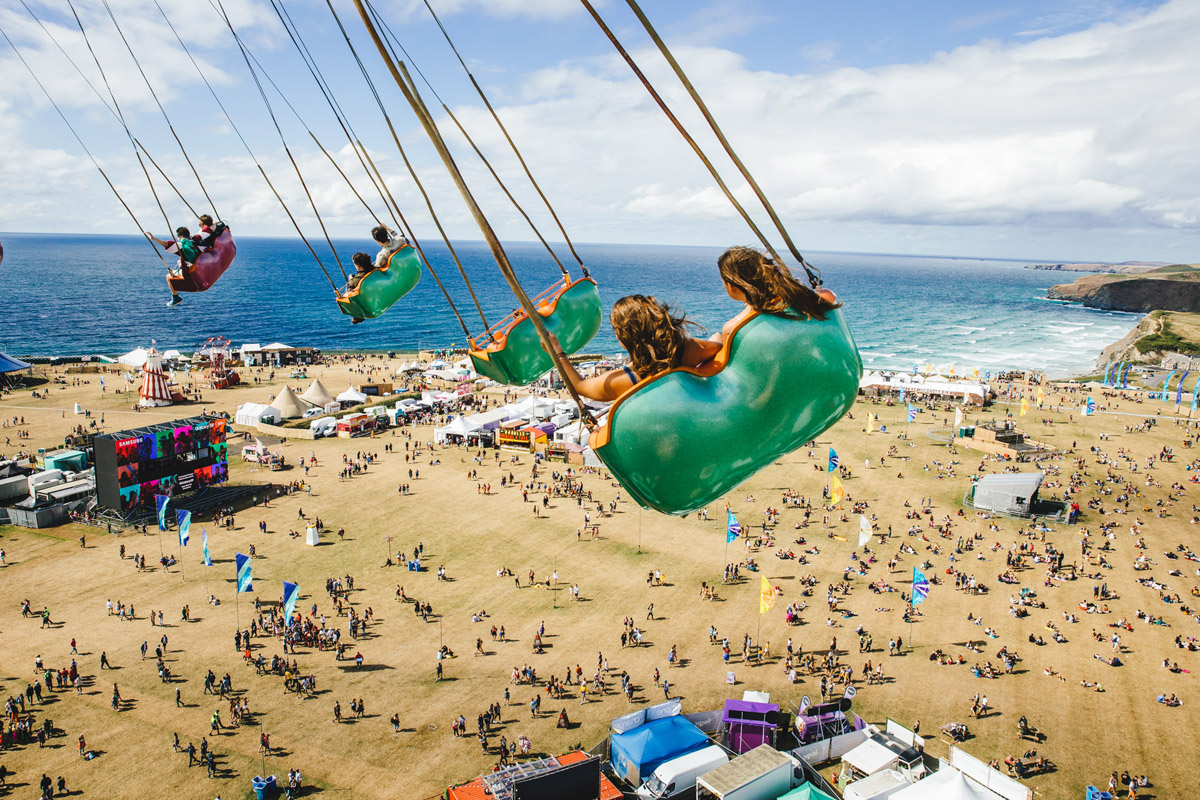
93,416,229,514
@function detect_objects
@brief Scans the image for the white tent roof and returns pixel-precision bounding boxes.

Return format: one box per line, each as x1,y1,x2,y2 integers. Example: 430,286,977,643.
845,769,910,800
844,739,902,776
270,385,313,419
891,770,1002,800
118,347,149,368
161,349,182,360
240,343,262,353
337,386,368,404
301,379,336,407
262,342,294,351
235,403,278,424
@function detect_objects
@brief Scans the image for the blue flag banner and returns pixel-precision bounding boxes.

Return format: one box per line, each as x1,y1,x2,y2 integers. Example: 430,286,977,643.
912,568,930,606
283,581,300,621
176,509,191,547
235,552,253,593
827,448,838,472
898,386,906,402
1163,369,1177,403
726,510,742,543
1103,361,1113,386
907,404,917,422
1084,397,1096,416
156,494,170,531
1177,370,1190,405
1193,375,1200,413
202,528,212,567
1121,362,1131,389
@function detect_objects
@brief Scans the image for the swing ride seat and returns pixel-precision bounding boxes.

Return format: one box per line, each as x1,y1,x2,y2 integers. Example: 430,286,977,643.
590,302,862,516
167,229,236,293
469,276,602,386
336,244,421,320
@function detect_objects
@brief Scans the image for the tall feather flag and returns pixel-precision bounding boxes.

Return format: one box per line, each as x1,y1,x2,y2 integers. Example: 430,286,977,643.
867,412,876,432
202,528,212,566
1163,369,1177,403
282,581,300,621
972,366,979,381
907,404,917,423
235,552,253,593
176,509,191,547
949,365,955,378
1176,370,1190,406
899,386,906,402
1082,397,1096,416
759,575,775,615
1192,375,1200,412
1020,397,1030,416
827,448,838,472
954,406,964,429
912,568,930,606
726,510,741,544
858,515,872,547
156,494,170,531
830,475,846,506
1036,386,1045,406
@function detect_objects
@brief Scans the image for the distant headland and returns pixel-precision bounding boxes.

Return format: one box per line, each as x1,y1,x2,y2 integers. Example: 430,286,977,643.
1024,260,1168,273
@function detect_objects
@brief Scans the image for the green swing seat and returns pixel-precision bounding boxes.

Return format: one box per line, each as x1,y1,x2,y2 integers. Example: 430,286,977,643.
591,304,861,515
469,277,602,386
336,245,421,320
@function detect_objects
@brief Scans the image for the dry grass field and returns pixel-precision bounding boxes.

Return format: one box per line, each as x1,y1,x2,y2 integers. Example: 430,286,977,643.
0,362,1196,800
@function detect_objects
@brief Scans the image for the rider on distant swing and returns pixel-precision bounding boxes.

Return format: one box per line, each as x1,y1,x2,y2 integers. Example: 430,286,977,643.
341,226,409,325
146,214,223,307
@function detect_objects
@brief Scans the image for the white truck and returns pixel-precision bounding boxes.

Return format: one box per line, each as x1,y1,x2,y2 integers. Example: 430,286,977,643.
696,745,803,800
637,746,729,799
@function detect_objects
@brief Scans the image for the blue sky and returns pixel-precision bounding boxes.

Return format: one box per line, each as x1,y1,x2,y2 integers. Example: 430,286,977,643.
1,0,1196,263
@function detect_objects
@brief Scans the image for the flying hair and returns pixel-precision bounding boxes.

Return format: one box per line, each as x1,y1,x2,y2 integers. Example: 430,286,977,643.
609,294,696,377
718,246,838,320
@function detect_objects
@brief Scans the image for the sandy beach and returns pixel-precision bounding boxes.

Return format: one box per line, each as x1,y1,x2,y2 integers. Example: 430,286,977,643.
0,359,1195,800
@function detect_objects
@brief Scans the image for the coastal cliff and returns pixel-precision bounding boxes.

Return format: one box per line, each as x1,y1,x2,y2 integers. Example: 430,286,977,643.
1093,310,1200,371
1047,266,1200,312
1026,262,1164,273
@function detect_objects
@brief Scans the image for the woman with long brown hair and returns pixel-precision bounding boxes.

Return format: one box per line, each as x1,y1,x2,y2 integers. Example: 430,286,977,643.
712,246,839,343
545,295,719,402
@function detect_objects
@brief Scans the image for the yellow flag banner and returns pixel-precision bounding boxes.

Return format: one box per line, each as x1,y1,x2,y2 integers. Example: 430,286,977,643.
972,367,979,380
760,575,775,615
830,475,846,505
867,413,876,432
949,365,955,378
1020,397,1030,416
1036,387,1045,405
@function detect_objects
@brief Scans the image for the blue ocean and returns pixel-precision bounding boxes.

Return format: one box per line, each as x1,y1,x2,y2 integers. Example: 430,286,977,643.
0,233,1138,377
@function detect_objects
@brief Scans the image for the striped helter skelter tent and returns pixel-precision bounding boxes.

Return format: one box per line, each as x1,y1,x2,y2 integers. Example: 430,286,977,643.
138,348,173,407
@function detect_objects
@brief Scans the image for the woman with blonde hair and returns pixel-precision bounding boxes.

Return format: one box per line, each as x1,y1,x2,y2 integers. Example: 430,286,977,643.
545,294,719,402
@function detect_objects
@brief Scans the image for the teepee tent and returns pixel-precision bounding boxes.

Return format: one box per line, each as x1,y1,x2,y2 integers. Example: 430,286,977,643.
301,379,336,407
269,385,313,420
138,349,172,407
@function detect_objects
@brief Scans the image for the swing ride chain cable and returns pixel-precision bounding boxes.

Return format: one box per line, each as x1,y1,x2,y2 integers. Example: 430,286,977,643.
334,0,491,331
0,24,167,267
578,0,795,283
355,139,474,339
311,0,475,337
19,2,200,221
366,3,568,278
622,0,823,288
65,0,175,255
266,0,388,229
422,0,588,274
153,0,339,293
100,0,222,225
210,0,348,284
350,0,598,429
